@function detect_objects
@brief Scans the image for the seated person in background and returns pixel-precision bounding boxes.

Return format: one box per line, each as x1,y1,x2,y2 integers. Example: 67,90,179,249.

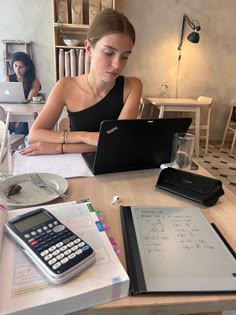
4,51,41,136
20,8,142,156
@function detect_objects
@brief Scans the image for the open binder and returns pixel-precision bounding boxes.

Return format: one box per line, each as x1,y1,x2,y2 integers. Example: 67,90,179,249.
120,205,236,295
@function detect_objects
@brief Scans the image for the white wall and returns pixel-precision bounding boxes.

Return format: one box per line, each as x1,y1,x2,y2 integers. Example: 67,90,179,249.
0,0,54,98
116,0,236,141
1,0,236,141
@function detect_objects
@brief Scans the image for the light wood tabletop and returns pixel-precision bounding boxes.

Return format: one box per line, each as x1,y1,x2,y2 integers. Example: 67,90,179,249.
145,97,211,158
50,166,236,315
0,102,44,129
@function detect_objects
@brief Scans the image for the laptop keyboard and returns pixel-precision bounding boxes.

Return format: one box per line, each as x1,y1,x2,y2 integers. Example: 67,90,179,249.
82,152,96,170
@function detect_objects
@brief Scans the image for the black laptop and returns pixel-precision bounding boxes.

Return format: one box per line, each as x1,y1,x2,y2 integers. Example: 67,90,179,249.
82,118,192,175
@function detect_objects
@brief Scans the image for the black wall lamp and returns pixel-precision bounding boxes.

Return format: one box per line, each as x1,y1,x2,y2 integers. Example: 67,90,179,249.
178,14,201,51
175,14,201,97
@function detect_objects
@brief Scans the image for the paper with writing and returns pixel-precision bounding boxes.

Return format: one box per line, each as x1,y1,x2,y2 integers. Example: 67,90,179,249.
131,206,236,292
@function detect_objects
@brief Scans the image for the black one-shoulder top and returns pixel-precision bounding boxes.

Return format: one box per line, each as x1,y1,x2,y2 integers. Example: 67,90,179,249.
67,75,124,132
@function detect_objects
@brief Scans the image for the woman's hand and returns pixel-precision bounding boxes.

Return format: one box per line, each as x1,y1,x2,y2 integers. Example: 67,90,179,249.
20,142,61,156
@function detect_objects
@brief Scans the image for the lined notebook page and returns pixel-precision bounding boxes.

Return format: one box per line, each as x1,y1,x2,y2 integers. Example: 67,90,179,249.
131,206,236,292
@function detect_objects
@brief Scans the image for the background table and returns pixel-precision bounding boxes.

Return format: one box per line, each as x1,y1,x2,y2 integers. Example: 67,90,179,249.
0,102,44,130
146,97,211,157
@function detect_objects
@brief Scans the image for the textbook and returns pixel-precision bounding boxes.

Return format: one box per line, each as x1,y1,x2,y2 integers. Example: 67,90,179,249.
120,205,236,295
0,200,129,315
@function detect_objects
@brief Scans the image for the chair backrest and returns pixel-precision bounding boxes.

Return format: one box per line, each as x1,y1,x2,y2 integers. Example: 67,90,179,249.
0,106,6,121
197,96,213,106
137,97,145,119
58,117,70,131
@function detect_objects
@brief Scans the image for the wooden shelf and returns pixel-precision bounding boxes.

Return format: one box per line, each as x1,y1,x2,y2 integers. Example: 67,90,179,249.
52,0,115,81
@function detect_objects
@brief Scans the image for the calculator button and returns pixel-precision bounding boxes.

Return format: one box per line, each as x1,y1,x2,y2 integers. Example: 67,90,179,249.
61,257,69,264
74,238,81,244
24,234,30,239
40,249,49,257
53,221,58,225
53,224,65,233
60,245,67,252
82,245,90,251
69,235,77,241
71,245,78,251
52,249,60,256
49,245,56,252
52,262,61,270
28,238,34,243
31,231,37,236
64,249,72,256
56,253,64,260
75,249,82,255
78,242,85,247
43,226,48,230
56,242,63,248
37,228,43,233
68,253,76,259
48,258,57,265
67,242,74,248
30,240,38,246
48,223,53,228
44,253,53,261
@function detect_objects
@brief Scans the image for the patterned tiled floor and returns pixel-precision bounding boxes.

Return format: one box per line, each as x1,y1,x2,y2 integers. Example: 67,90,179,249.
195,143,236,194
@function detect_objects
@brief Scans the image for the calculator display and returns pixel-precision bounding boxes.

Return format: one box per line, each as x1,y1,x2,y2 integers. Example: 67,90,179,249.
13,212,50,233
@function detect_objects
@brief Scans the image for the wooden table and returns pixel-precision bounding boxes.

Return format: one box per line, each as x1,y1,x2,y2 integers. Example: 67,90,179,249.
146,97,211,157
0,102,44,130
51,167,236,315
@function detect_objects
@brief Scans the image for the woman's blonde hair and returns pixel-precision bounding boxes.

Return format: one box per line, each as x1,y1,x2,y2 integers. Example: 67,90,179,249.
87,9,135,46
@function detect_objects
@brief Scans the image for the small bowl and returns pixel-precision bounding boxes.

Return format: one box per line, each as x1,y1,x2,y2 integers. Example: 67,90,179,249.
63,39,80,46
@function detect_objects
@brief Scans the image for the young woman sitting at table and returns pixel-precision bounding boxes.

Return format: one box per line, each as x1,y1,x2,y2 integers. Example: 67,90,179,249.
20,8,142,156
4,52,41,136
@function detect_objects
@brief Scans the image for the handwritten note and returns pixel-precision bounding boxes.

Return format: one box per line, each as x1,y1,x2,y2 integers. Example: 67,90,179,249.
131,206,236,281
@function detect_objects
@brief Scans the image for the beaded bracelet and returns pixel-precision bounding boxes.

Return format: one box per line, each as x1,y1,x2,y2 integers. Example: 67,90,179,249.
62,129,67,144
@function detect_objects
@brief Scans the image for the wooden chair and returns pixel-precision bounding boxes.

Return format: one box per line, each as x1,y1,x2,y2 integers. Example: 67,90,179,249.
189,96,214,155
0,106,25,152
221,99,236,156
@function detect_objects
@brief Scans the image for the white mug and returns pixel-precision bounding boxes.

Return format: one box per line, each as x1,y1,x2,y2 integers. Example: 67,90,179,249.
32,96,43,102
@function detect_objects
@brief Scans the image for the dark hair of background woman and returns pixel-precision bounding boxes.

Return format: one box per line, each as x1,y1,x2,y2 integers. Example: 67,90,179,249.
10,52,36,92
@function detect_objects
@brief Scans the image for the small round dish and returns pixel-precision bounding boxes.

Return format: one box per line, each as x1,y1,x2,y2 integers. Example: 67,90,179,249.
0,173,68,207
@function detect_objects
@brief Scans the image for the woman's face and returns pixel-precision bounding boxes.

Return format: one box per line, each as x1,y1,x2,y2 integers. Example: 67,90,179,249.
13,61,26,77
87,33,134,82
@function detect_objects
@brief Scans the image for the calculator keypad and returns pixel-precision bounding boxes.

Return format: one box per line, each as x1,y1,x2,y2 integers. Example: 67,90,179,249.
24,220,93,274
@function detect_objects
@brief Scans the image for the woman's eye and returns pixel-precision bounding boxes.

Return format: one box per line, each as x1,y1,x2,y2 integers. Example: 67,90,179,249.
104,50,114,56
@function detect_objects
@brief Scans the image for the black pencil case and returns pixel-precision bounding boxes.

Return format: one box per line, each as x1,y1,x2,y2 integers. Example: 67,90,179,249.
156,167,224,207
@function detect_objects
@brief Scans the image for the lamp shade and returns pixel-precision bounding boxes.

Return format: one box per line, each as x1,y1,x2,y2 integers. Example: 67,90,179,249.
187,31,200,43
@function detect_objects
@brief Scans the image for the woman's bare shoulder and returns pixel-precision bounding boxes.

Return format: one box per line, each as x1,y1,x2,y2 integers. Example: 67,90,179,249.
124,76,142,88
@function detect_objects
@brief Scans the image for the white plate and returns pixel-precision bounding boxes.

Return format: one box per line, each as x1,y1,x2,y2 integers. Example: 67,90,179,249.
0,173,68,207
30,100,45,104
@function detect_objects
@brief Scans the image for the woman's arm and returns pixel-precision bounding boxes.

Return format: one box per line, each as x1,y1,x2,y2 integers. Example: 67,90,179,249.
118,77,143,119
27,78,41,100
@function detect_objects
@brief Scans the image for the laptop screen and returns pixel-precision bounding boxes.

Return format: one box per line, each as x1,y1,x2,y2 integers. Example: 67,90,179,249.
0,82,25,103
82,118,192,175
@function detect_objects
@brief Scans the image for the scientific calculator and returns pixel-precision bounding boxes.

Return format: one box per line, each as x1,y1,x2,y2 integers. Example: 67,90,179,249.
5,208,96,284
